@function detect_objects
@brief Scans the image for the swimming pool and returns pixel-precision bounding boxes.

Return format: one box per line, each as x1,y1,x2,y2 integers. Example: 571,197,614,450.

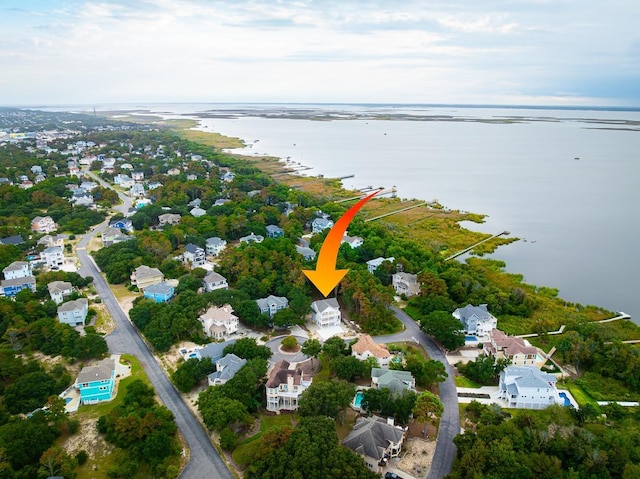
559,392,572,407
65,397,72,405
353,391,364,408
465,335,477,341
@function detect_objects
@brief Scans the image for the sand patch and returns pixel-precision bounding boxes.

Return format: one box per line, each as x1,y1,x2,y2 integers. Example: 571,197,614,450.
397,437,436,478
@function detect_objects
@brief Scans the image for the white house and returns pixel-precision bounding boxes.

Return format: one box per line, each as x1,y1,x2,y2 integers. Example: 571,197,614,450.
42,246,64,269
342,416,405,473
311,217,333,234
183,243,206,267
57,298,88,326
205,237,227,256
207,353,247,386
366,256,395,274
37,234,66,248
239,232,264,244
48,281,73,304
158,213,181,227
453,304,498,337
296,245,316,261
265,359,312,412
199,304,239,340
391,272,420,297
2,261,32,280
311,298,341,328
256,295,289,318
31,216,57,233
203,271,228,292
352,334,392,368
497,366,562,409
190,207,207,218
341,233,364,249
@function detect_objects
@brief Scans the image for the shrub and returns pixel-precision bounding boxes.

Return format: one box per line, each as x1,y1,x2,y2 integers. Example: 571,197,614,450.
76,449,89,465
220,427,237,450
281,336,298,351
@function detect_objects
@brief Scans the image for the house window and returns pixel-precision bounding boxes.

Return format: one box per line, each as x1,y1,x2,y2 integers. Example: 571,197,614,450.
81,383,89,388
99,386,107,391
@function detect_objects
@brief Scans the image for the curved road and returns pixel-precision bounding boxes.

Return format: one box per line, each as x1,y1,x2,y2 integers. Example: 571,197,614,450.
76,173,233,479
374,307,459,479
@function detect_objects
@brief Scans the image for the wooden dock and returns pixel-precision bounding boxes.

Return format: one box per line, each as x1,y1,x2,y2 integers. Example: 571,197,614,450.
364,201,427,222
444,231,510,261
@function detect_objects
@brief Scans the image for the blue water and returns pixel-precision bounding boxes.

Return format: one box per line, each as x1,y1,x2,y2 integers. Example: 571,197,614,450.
465,335,478,341
353,391,364,408
559,392,571,407
65,397,72,404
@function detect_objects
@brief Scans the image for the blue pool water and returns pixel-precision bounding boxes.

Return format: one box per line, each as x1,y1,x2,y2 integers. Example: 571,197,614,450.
559,392,571,407
353,391,364,408
465,335,477,341
188,353,198,359
65,397,72,404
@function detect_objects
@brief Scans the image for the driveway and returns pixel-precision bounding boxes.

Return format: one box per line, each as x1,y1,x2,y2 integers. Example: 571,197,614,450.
373,306,459,479
265,335,309,364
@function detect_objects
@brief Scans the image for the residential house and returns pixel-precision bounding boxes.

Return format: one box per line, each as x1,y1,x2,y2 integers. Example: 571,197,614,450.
129,183,145,198
158,213,181,227
114,174,134,188
184,243,206,267
76,358,116,405
186,174,198,181
109,218,134,233
342,416,405,473
130,265,165,291
199,304,239,340
167,168,181,176
205,237,227,257
147,181,163,190
391,272,420,297
42,246,64,269
203,271,228,292
31,215,57,233
213,198,231,207
136,198,153,209
0,235,24,246
190,207,206,218
239,232,264,244
3,261,32,280
352,335,392,368
296,245,316,261
102,227,133,247
453,304,498,337
366,256,395,274
341,233,364,249
47,281,73,304
265,225,284,238
131,171,144,181
143,281,175,303
311,298,341,328
71,192,94,207
497,366,562,409
0,276,36,298
484,329,544,368
311,217,333,234
80,181,98,191
57,298,88,326
187,198,202,208
38,234,66,248
195,339,236,362
370,368,415,394
220,170,235,182
207,353,247,386
265,359,312,412
256,295,289,318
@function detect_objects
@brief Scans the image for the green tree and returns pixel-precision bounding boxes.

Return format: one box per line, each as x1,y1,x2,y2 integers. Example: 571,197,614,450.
420,310,465,350
301,338,322,367
332,355,365,381
298,380,355,425
223,337,272,360
413,391,444,438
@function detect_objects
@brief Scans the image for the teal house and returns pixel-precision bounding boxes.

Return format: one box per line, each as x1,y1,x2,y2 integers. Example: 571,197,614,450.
76,358,116,405
143,281,175,303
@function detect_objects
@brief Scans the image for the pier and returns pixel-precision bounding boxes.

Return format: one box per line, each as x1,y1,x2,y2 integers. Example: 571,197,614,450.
364,201,427,222
444,231,510,261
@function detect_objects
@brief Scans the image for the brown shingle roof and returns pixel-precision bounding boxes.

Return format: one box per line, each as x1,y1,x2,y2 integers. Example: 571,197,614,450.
352,334,391,359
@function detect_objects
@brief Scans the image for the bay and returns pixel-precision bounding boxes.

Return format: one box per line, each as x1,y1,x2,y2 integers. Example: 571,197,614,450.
172,104,640,323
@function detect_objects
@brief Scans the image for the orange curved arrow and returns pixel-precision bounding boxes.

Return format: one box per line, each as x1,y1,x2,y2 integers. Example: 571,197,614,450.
303,189,381,296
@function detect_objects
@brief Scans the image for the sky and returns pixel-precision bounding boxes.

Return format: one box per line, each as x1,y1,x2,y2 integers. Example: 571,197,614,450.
1,0,639,106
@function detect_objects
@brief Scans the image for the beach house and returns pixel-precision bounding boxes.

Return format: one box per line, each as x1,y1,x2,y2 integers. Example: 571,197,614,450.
265,360,312,412
76,358,116,405
454,304,498,337
352,335,392,368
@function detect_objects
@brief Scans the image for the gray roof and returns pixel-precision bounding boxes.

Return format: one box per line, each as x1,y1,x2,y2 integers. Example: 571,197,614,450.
207,353,247,383
198,340,237,360
296,245,316,259
0,235,24,245
206,236,226,246
256,295,289,310
43,246,63,255
456,304,492,321
58,298,88,312
134,265,163,281
1,276,36,288
185,243,204,254
48,281,72,294
204,271,227,283
103,227,126,238
266,224,283,234
3,261,29,272
312,298,339,313
144,281,174,296
239,232,264,243
371,368,415,394
342,416,405,461
502,366,557,389
77,358,115,383
312,217,333,228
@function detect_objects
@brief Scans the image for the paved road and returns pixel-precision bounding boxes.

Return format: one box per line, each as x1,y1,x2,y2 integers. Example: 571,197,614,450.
374,307,459,479
265,335,309,363
76,175,233,479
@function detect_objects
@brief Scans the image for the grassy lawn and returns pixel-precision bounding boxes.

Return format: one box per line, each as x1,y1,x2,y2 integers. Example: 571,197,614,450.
110,283,139,303
576,372,639,402
561,380,599,408
454,375,482,388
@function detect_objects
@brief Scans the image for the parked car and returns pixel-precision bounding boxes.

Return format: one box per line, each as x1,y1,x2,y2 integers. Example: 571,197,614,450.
385,473,402,479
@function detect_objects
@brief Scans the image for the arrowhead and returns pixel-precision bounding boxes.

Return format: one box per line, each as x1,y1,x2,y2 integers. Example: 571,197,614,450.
302,268,349,297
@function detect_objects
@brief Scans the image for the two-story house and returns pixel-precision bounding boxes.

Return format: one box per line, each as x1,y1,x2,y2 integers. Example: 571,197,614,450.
453,304,498,337
311,217,333,234
0,276,36,298
296,245,316,261
42,246,64,269
352,334,392,368
57,298,88,326
205,237,227,257
341,233,364,249
102,227,133,247
311,298,341,328
190,207,206,217
130,265,165,292
109,218,134,233
484,329,544,368
158,213,181,227
391,272,420,297
265,360,312,412
207,353,247,386
47,281,73,304
342,416,405,473
203,271,228,292
31,215,57,233
143,281,175,303
497,366,562,409
366,256,395,274
37,234,65,248
256,295,289,318
184,243,206,267
239,232,264,244
199,304,239,340
2,261,32,280
265,225,284,238
76,357,116,405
